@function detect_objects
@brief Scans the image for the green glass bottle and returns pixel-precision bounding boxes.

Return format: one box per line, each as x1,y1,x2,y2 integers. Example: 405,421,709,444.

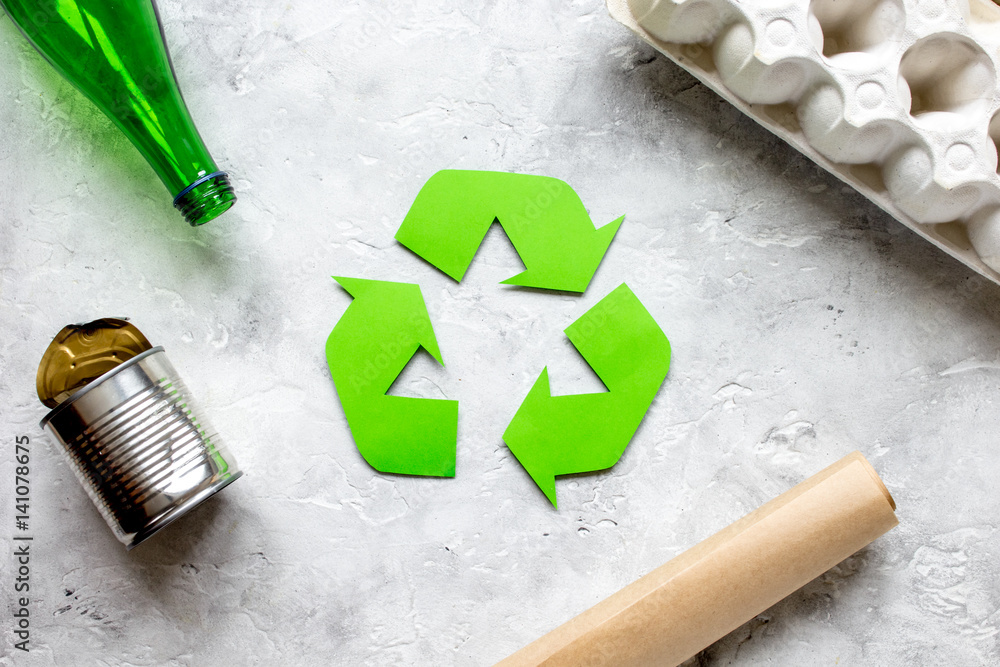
0,0,235,225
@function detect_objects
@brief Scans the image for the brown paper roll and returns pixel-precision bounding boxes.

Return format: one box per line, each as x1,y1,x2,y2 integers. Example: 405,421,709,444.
497,451,898,667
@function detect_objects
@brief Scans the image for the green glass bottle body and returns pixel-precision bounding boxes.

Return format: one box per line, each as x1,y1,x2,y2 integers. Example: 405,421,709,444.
0,0,234,225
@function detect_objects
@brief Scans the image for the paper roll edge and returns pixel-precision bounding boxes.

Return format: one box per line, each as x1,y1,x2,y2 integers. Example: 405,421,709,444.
846,450,896,511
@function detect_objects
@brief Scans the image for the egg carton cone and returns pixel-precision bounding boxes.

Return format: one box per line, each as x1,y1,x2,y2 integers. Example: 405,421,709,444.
609,0,1000,284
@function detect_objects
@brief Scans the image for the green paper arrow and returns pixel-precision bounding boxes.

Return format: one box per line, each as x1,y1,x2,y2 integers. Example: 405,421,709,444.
502,283,671,506
326,277,458,477
395,170,624,293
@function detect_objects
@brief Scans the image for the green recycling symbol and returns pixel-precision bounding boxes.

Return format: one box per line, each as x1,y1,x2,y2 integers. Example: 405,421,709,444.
326,170,671,506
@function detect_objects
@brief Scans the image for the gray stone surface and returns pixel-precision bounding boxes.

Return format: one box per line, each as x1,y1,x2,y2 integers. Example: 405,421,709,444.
2,1,1000,665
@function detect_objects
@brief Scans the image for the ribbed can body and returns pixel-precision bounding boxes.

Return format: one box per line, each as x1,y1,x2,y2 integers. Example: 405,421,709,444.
40,347,241,548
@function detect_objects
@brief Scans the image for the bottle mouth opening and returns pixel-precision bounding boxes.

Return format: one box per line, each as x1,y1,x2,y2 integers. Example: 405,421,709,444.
173,171,236,226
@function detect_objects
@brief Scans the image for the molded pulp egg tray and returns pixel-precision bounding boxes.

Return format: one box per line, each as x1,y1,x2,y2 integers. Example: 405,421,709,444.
609,0,1000,284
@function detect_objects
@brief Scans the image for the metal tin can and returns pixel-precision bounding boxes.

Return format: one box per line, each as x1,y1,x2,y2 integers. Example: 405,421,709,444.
39,344,242,549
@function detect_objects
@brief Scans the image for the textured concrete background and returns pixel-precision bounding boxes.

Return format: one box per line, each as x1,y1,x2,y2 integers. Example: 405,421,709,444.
2,1,1000,665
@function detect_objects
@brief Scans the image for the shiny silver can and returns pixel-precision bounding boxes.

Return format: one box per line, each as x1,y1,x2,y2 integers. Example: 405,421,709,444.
40,347,242,549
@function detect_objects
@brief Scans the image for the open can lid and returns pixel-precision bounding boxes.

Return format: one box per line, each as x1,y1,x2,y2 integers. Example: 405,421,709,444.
36,318,153,408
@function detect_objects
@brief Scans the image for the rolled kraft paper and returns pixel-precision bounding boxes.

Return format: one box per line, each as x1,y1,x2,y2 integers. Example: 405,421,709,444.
497,451,898,667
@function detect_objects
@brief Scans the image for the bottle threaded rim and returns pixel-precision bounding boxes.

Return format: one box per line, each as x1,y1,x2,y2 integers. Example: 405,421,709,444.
173,172,236,226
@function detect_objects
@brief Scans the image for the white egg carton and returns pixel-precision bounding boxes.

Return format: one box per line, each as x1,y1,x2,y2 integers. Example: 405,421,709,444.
608,0,1000,283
